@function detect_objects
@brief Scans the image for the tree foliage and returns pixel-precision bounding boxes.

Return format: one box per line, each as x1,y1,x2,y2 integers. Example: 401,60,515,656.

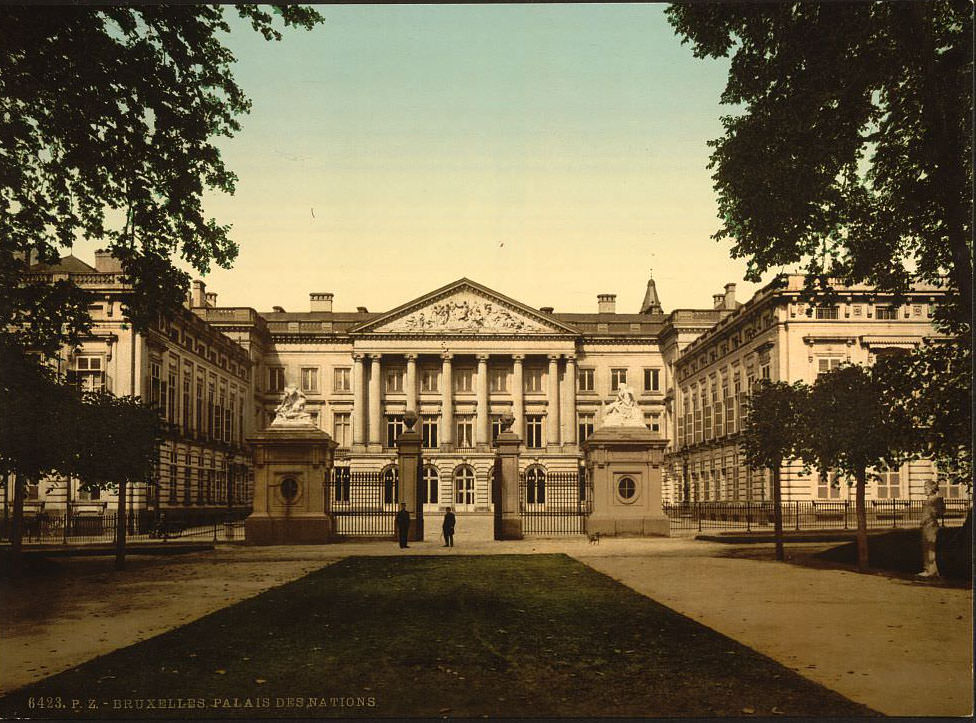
666,2,972,330
740,380,808,471
0,5,324,356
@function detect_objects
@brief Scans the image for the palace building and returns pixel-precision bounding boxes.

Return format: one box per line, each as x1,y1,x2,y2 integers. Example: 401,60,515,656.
10,253,963,531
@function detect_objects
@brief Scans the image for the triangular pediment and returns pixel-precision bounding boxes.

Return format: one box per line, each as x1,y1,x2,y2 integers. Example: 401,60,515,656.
351,279,578,335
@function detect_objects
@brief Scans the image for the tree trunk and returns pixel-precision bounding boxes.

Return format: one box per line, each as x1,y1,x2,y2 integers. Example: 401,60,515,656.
854,467,869,571
771,463,784,561
114,479,127,571
8,474,26,577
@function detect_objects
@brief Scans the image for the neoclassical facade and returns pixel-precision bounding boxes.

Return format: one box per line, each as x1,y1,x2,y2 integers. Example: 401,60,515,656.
664,275,963,504
12,254,963,526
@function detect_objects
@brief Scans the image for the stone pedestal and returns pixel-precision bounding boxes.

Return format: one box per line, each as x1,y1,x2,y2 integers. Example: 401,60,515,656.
493,431,523,540
245,424,337,545
396,412,423,542
583,426,669,537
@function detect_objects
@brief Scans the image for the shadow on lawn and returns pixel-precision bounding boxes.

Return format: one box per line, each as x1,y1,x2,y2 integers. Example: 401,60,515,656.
0,554,877,719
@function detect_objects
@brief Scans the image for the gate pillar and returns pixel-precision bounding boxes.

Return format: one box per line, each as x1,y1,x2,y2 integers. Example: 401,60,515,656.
582,425,669,537
396,410,423,542
245,420,337,545
493,413,523,540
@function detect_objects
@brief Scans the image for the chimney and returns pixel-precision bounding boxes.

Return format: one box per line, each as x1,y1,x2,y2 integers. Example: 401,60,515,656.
191,280,207,307
724,283,737,310
94,249,122,273
205,291,218,308
540,306,554,314
597,294,616,314
713,293,725,309
310,292,334,312
356,306,369,313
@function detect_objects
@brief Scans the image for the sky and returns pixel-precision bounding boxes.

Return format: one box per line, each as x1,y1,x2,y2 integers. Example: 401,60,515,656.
80,4,770,315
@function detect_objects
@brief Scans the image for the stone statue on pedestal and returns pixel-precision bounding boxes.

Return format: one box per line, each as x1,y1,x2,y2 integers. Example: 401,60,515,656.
271,385,314,427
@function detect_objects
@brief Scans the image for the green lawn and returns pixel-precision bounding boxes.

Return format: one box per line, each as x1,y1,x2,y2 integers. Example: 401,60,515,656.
1,554,875,718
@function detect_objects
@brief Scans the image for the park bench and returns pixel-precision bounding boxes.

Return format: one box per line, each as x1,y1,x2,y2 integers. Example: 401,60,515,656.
811,501,849,521
871,499,909,520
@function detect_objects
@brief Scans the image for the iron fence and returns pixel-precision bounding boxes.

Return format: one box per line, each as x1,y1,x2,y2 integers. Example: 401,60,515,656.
519,469,592,536
329,468,396,538
664,499,972,535
0,508,249,546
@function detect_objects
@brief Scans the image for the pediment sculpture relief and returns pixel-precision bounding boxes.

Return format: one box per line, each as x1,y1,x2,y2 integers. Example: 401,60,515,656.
378,294,549,333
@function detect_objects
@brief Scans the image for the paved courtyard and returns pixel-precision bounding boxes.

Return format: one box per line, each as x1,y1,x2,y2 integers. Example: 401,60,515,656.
1,538,971,716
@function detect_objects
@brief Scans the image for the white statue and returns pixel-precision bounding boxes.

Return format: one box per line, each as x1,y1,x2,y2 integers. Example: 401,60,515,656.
271,385,314,427
598,382,646,428
917,477,945,578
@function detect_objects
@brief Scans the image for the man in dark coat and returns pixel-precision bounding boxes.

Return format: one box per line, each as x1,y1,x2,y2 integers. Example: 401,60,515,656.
395,503,410,549
442,507,456,547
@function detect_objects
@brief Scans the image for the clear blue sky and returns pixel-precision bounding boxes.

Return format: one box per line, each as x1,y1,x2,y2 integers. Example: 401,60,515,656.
81,4,771,314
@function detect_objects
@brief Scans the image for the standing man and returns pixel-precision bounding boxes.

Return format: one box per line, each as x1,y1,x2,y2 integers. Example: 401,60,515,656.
442,507,456,548
395,502,410,549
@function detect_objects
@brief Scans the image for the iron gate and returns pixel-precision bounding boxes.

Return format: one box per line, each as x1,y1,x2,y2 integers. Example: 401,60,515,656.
519,468,592,536
329,467,397,537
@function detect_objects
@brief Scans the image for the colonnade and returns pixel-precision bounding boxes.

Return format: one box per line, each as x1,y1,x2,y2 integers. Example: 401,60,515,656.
350,352,577,449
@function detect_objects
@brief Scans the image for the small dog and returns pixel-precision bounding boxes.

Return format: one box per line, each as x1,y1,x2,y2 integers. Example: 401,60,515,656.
587,532,601,545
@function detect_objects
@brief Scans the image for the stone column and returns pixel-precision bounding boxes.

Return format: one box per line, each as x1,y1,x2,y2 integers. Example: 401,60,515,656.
405,353,418,413
440,352,453,449
476,354,490,448
512,354,524,438
396,411,423,542
547,354,560,446
352,353,365,447
367,353,382,448
562,354,577,445
493,414,522,540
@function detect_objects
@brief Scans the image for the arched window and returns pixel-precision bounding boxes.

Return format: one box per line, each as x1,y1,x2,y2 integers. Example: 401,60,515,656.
453,465,476,508
383,465,399,505
526,465,546,505
422,465,439,505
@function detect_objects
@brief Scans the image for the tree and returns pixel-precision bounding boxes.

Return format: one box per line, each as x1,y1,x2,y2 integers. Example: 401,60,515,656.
666,2,972,329
740,380,808,561
799,365,914,571
0,5,324,358
72,391,161,570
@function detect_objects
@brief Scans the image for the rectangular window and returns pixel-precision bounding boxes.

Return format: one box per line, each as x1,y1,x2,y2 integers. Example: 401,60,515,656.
167,366,178,423
207,380,216,440
728,375,739,435
333,367,351,392
817,470,843,499
72,355,106,392
300,367,318,393
526,415,544,448
817,357,842,376
420,367,439,392
455,416,475,448
693,389,703,443
182,363,192,432
385,368,404,394
646,414,660,433
578,412,595,442
268,366,285,393
611,368,628,391
149,360,162,408
815,306,839,320
712,380,723,437
523,367,543,393
643,368,660,392
421,416,439,449
333,413,351,448
875,306,898,320
489,366,508,393
760,364,771,380
876,465,902,499
454,368,473,393
195,374,204,435
578,368,595,392
386,415,404,448
490,415,504,444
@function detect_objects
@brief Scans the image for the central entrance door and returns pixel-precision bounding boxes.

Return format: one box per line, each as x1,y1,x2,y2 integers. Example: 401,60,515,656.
453,464,477,512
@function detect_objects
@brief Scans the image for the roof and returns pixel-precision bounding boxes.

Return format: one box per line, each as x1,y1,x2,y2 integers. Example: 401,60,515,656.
28,254,96,274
